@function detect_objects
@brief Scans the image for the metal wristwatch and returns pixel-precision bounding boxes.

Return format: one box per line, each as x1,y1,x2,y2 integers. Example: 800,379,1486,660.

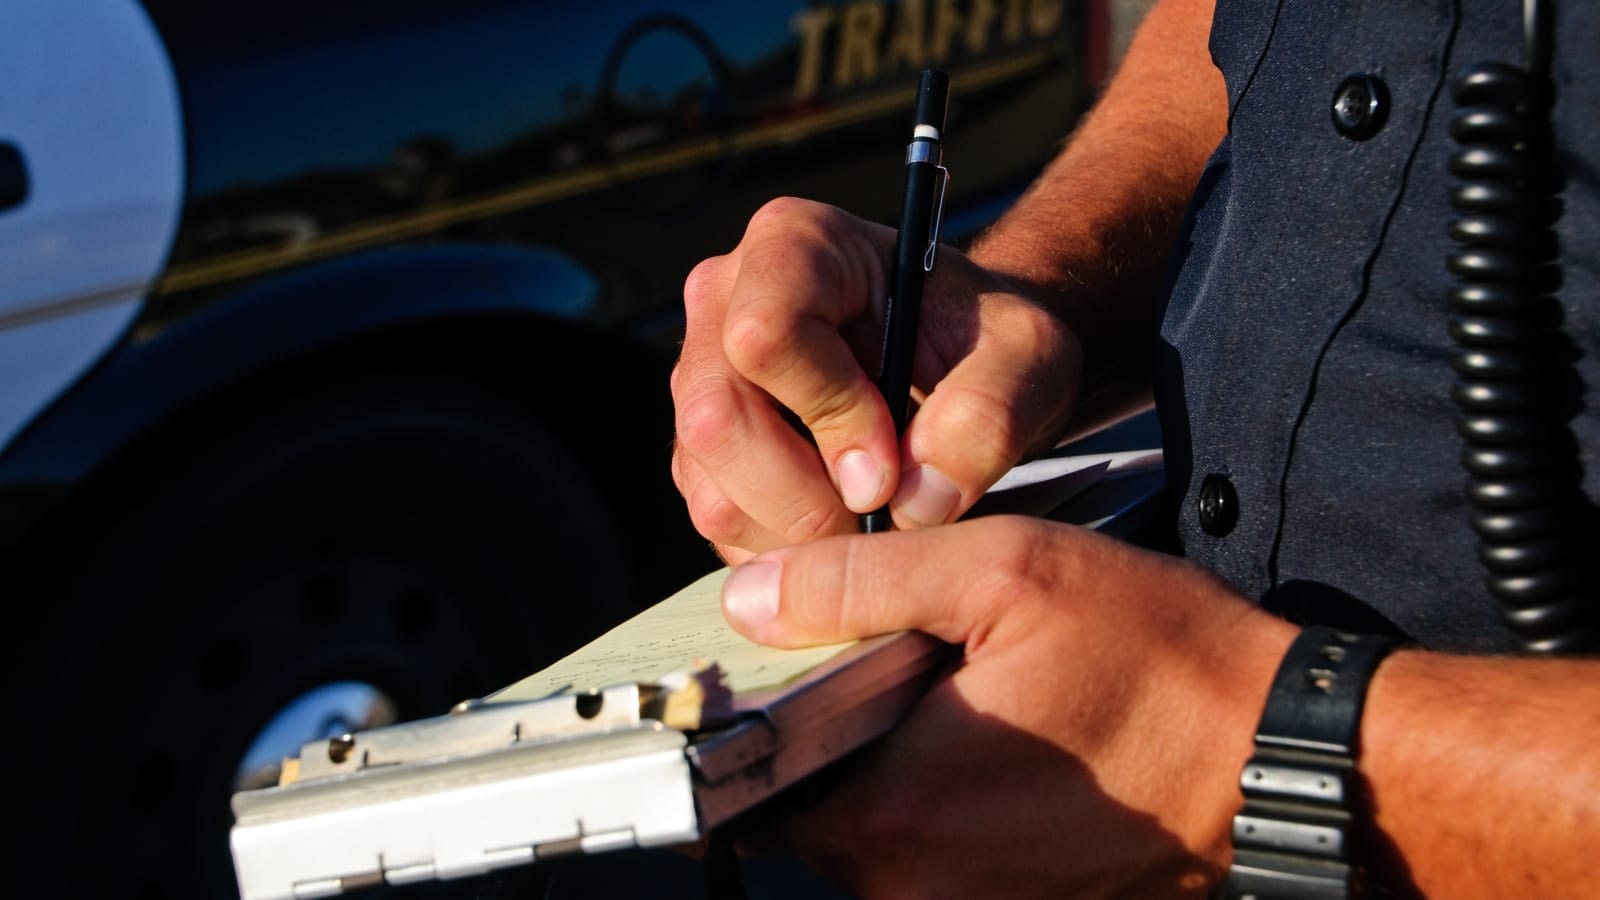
1220,627,1402,899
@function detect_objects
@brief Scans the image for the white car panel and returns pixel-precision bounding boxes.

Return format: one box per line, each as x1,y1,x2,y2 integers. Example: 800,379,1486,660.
0,0,184,451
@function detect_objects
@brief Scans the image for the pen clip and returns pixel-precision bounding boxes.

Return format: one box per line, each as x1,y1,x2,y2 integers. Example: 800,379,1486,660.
923,164,950,273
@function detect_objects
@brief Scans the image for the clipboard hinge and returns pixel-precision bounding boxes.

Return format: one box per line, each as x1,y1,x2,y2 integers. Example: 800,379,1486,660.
686,714,780,786
230,722,701,900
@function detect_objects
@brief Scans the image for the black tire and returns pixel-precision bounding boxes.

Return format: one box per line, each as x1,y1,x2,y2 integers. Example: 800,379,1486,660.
5,365,644,900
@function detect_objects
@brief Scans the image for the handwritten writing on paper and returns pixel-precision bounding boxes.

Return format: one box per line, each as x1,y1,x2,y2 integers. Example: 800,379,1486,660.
488,567,855,703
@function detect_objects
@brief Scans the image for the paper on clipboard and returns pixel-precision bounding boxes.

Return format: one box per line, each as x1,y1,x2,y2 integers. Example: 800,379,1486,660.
487,566,858,718
489,447,1150,712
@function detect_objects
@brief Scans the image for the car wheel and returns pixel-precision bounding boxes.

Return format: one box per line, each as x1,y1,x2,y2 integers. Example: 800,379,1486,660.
6,365,642,900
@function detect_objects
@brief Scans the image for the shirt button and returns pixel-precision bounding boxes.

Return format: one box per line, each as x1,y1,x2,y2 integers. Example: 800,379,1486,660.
1331,73,1389,140
1197,473,1239,537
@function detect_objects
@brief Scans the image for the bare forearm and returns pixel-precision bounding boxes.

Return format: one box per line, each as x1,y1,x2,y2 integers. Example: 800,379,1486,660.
1360,650,1600,896
969,0,1226,429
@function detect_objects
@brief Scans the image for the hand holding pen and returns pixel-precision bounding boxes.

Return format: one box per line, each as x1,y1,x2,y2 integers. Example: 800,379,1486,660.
672,67,1079,560
862,69,950,533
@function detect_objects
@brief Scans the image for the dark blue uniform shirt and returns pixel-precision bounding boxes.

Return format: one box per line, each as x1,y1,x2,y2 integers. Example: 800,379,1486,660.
1155,0,1598,652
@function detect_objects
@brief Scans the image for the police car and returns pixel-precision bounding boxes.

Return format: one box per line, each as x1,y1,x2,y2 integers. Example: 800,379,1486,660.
0,1,1119,897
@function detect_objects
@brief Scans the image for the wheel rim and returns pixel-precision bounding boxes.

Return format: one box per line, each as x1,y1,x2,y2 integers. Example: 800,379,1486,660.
233,680,399,791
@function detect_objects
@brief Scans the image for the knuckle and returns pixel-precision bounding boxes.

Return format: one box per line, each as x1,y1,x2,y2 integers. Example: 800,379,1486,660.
1006,296,1070,351
740,228,839,293
977,516,1047,577
836,536,892,634
988,518,1065,600
672,381,741,461
935,385,1031,474
682,255,726,314
675,455,754,549
780,497,842,547
747,195,824,234
723,304,791,378
795,383,866,443
686,489,749,548
668,351,718,412
669,443,689,493
667,358,687,401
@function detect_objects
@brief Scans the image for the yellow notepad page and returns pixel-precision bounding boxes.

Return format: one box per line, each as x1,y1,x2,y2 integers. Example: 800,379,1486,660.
487,566,855,703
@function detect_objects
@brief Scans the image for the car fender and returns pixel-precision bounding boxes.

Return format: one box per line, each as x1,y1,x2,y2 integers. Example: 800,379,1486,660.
0,242,609,552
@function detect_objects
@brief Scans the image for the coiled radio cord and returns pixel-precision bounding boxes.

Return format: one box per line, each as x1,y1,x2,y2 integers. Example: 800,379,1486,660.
1445,5,1596,654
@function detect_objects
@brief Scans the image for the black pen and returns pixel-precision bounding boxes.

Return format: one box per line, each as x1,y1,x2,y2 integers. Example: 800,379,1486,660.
861,69,949,533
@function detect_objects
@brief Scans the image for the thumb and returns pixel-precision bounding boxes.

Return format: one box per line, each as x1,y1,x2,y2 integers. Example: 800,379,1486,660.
892,286,1081,527
720,526,991,648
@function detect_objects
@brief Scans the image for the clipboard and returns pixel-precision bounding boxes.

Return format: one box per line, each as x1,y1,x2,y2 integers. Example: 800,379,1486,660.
228,445,1164,900
228,565,952,900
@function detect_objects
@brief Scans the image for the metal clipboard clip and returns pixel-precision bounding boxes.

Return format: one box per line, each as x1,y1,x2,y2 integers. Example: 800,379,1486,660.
228,630,950,900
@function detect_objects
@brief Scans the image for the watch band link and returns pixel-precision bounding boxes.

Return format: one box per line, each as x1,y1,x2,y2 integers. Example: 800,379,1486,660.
1221,627,1402,900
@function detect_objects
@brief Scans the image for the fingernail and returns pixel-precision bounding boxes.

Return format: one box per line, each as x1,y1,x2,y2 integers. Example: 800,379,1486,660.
724,559,782,628
896,464,960,526
837,449,886,511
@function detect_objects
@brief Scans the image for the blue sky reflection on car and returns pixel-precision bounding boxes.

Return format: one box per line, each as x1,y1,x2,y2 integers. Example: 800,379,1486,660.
188,5,787,194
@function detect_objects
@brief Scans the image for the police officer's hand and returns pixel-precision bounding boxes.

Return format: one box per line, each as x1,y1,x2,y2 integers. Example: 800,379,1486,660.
671,198,1081,563
718,514,1297,899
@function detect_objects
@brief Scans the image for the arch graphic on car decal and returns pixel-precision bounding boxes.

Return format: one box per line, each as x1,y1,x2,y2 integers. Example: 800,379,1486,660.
155,49,1053,297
